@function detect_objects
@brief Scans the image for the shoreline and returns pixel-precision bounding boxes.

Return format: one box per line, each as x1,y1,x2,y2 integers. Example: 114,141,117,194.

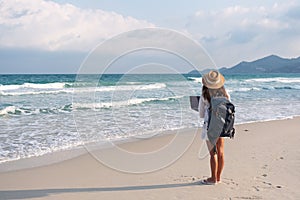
234,114,300,125
1,116,299,173
0,117,299,199
0,127,198,173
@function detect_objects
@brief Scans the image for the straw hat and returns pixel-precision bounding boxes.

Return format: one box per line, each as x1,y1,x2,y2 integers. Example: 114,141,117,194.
202,70,225,89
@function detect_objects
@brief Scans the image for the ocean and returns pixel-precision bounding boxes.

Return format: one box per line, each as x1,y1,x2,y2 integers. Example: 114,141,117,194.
1,73,300,164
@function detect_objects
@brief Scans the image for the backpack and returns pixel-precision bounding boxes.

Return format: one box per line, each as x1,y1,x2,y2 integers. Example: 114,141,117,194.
207,97,235,145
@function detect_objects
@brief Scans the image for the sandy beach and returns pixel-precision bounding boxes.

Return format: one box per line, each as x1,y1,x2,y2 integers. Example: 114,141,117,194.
0,117,299,200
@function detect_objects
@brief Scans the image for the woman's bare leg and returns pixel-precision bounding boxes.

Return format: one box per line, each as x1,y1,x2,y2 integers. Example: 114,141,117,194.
216,138,225,182
206,140,218,183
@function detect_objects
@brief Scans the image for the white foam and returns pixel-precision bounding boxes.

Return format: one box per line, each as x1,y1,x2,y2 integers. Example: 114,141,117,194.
0,82,166,96
0,141,86,166
245,77,300,83
0,82,66,91
0,104,73,116
95,83,166,92
23,82,66,89
0,89,73,96
0,106,17,115
235,115,298,125
188,77,202,83
0,82,73,96
227,87,261,93
73,96,183,109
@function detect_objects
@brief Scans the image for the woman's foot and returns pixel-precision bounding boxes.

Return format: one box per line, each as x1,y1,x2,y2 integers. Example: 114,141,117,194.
201,177,217,185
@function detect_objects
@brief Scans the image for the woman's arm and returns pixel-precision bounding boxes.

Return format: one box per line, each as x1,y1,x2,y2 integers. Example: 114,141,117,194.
199,96,205,118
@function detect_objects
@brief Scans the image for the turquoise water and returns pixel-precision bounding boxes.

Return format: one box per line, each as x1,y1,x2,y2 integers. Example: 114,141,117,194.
0,73,300,163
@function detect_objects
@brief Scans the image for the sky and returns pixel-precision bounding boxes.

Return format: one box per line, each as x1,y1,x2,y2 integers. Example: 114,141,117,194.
0,0,300,73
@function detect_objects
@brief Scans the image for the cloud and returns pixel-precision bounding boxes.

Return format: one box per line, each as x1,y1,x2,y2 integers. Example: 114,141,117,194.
185,1,300,66
285,5,300,20
0,0,154,51
227,30,257,44
222,5,251,17
191,4,291,41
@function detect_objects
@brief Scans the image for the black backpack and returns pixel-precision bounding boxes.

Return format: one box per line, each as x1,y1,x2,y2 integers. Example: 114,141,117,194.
207,97,235,144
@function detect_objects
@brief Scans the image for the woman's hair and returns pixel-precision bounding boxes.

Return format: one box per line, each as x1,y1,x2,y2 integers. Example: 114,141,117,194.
202,85,211,102
202,85,229,101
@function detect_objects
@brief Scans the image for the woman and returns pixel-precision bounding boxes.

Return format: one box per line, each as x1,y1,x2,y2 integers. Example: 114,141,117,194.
199,70,229,185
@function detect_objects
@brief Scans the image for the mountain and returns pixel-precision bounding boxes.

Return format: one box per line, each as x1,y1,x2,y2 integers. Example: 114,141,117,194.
187,68,217,75
221,55,300,74
187,70,201,75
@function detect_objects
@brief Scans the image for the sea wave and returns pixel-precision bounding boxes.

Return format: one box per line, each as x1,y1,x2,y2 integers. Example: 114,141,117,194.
0,82,66,90
0,82,167,96
187,77,202,83
262,86,300,90
227,87,261,93
227,85,299,93
0,95,183,116
0,140,85,165
94,83,166,92
244,77,300,83
0,82,72,96
0,89,74,96
0,106,21,115
73,96,183,109
0,104,72,116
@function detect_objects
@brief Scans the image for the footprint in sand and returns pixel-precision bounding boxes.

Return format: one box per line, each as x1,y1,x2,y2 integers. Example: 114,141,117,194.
253,176,275,192
253,186,260,191
262,164,268,169
173,175,200,183
218,177,239,190
262,181,272,186
234,195,263,199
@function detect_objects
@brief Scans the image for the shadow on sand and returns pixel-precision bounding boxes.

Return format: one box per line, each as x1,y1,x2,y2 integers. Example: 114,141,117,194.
0,181,204,199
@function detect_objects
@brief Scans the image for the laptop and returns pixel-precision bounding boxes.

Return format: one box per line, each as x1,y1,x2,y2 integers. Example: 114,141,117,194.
189,96,200,111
